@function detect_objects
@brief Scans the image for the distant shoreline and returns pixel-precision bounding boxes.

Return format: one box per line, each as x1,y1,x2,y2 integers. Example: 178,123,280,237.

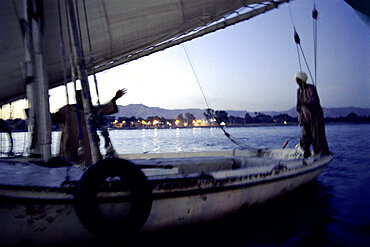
1,122,369,133
1,112,369,132
107,122,370,130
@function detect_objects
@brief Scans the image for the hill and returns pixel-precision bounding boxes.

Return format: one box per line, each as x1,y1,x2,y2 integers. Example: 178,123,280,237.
113,104,370,120
284,107,370,118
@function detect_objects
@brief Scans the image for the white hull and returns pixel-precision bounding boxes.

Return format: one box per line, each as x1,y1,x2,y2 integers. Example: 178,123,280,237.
0,149,333,246
143,166,324,231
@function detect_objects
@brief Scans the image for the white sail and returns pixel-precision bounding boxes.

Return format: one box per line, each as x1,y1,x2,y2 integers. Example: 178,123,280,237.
0,0,288,105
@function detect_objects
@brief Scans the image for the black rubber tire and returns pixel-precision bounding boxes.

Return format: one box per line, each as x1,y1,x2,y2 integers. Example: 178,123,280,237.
74,158,152,240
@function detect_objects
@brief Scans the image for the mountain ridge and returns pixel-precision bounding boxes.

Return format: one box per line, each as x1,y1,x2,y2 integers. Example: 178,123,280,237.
112,104,370,119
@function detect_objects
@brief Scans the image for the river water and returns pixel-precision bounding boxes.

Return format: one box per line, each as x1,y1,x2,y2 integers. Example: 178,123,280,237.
4,124,370,247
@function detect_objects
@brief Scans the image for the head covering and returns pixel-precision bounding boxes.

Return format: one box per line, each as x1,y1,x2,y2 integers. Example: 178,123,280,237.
294,72,308,82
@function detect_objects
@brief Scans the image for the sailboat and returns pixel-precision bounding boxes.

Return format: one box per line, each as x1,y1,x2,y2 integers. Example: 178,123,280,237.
1,0,358,245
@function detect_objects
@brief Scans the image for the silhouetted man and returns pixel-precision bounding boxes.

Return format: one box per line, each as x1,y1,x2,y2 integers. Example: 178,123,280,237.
295,72,329,158
52,89,126,166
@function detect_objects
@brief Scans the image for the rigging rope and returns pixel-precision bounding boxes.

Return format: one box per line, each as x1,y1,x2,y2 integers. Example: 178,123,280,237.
65,0,84,164
287,2,315,85
82,0,101,106
58,0,69,105
282,2,322,149
74,0,85,60
294,29,302,72
182,45,257,151
64,0,77,95
79,0,117,158
182,45,210,110
57,1,71,180
312,4,318,86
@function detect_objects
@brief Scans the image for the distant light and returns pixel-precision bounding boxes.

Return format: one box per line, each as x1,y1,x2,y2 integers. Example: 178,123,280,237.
220,122,226,126
283,121,287,125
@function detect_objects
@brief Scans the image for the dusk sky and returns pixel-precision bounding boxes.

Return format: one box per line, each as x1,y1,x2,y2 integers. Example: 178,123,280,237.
4,0,369,119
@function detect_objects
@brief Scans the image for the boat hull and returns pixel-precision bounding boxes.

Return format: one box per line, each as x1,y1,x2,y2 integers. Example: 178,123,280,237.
142,166,324,231
0,150,333,246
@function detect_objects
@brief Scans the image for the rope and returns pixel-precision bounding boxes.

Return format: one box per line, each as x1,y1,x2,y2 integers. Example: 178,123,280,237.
283,2,323,150
56,4,72,177
294,29,302,72
65,0,82,138
288,2,315,84
74,0,85,59
182,44,257,151
182,45,210,110
312,4,318,86
298,43,315,84
58,0,70,105
65,0,84,163
82,0,101,106
282,135,300,149
80,0,117,158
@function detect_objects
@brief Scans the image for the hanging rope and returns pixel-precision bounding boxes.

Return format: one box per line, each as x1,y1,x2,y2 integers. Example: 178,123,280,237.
293,29,302,72
64,0,77,95
312,3,318,86
282,2,323,150
58,0,70,105
65,0,85,164
82,0,101,106
182,45,210,109
182,44,257,151
288,4,302,72
79,0,117,158
74,0,85,60
287,2,315,84
57,1,71,181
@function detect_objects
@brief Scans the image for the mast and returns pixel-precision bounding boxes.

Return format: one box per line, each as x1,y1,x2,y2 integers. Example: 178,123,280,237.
23,0,51,161
66,0,102,165
23,0,39,156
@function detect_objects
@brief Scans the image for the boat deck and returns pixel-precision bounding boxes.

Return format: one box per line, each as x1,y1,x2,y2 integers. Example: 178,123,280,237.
0,148,312,189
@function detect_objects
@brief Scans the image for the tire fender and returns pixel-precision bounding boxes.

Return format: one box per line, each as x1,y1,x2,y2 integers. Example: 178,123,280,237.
74,158,152,239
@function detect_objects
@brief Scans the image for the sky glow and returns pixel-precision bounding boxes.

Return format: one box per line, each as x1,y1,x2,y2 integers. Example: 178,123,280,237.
3,0,369,119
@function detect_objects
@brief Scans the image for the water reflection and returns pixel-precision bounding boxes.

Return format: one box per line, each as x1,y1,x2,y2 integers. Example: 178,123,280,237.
175,128,182,152
141,129,148,153
152,128,159,153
